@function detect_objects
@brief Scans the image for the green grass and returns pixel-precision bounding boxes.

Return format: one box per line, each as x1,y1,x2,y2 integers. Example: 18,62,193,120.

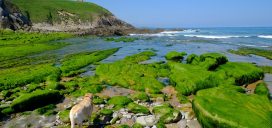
60,48,119,76
11,0,112,23
0,64,61,91
165,51,187,61
11,89,63,112
95,51,170,93
229,47,272,60
193,87,272,128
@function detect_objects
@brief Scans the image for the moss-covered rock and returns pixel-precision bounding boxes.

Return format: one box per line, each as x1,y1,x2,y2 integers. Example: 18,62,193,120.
132,123,143,128
176,94,190,104
255,82,270,98
58,110,70,123
95,51,168,93
100,109,114,116
216,62,264,85
199,53,228,70
130,92,149,102
193,87,272,128
169,62,224,95
118,125,130,128
93,96,105,104
152,103,182,124
156,122,166,128
108,96,133,108
34,104,56,116
11,89,63,112
186,54,200,65
127,103,150,114
165,51,187,61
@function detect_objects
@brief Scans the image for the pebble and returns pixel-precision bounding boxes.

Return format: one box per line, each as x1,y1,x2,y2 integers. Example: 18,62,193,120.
99,104,105,108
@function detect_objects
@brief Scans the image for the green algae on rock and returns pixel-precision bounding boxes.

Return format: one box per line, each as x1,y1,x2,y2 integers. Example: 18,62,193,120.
127,102,150,114
11,90,63,112
152,103,182,124
165,51,187,61
61,48,119,77
130,92,150,102
108,96,133,108
95,51,170,94
254,82,270,98
193,87,272,128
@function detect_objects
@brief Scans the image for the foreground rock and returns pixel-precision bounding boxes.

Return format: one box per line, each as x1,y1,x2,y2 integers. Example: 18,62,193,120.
136,115,157,126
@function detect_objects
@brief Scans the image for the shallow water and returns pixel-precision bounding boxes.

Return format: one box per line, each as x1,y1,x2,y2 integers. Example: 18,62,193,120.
264,74,272,98
46,29,272,66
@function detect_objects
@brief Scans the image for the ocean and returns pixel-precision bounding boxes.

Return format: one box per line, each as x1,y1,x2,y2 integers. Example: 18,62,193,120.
39,27,272,66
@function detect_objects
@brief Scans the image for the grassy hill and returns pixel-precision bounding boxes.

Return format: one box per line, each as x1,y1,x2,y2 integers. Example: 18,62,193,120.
10,0,112,23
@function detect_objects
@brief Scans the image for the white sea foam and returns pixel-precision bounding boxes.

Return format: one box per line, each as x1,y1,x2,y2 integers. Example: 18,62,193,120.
129,30,187,37
258,35,272,39
160,31,183,34
184,35,249,39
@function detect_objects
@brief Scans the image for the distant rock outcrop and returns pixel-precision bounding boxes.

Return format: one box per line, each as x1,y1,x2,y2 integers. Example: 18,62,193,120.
0,0,134,35
0,0,31,30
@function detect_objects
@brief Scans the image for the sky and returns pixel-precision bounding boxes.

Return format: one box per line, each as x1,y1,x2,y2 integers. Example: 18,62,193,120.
87,0,272,28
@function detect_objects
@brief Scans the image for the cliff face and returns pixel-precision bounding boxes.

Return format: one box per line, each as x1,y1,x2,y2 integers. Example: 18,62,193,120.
0,0,31,30
0,0,134,35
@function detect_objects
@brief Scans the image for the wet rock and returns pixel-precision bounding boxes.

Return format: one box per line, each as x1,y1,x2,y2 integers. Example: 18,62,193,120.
136,115,158,126
177,119,187,128
187,120,202,128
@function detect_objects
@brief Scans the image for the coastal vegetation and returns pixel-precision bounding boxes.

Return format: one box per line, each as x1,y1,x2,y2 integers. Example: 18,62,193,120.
228,47,272,60
11,0,112,23
0,29,270,128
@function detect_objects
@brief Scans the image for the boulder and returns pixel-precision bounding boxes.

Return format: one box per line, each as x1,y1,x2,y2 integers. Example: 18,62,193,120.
136,115,158,126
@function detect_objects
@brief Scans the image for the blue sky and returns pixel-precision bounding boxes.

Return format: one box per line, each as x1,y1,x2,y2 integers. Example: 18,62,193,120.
87,0,272,28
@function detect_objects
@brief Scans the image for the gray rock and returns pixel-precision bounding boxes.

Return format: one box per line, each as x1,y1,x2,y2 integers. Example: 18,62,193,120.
187,120,202,128
136,115,158,126
0,0,31,30
177,119,187,128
